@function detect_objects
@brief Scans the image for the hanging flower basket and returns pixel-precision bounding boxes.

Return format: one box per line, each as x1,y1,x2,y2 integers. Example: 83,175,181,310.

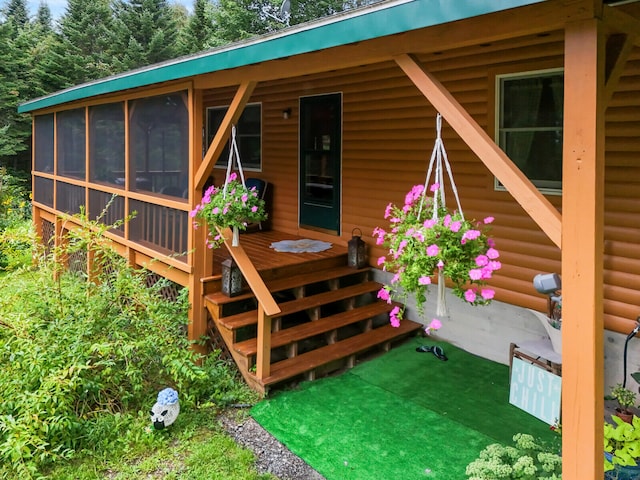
190,172,267,249
374,184,500,325
191,125,266,249
373,113,500,327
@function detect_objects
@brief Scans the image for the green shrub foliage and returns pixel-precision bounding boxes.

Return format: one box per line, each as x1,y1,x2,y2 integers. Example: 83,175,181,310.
0,210,250,478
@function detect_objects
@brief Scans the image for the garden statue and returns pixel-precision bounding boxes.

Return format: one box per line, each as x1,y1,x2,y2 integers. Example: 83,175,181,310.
150,388,180,429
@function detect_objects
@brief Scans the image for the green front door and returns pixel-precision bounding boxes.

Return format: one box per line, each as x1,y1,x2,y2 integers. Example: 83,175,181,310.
299,93,342,234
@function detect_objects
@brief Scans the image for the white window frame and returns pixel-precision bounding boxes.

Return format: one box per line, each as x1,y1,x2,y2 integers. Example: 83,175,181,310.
494,68,564,196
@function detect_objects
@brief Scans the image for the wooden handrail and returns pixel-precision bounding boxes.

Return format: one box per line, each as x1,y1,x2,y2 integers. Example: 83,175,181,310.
217,226,280,379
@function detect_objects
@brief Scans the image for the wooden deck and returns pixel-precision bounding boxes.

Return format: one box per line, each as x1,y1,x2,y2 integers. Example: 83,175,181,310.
210,230,349,278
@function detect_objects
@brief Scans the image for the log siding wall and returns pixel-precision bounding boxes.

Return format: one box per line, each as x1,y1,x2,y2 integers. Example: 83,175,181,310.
203,30,640,326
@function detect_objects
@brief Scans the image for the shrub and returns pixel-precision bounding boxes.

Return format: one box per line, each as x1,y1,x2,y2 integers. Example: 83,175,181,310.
0,208,254,478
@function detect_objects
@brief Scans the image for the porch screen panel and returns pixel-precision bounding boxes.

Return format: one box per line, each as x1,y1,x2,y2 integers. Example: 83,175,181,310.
129,91,189,197
33,176,53,207
34,114,54,173
56,108,86,180
56,182,85,215
89,103,125,188
128,199,188,260
89,189,124,237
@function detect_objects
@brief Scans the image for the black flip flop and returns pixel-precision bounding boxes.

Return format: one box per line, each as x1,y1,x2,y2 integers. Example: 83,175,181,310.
416,345,448,361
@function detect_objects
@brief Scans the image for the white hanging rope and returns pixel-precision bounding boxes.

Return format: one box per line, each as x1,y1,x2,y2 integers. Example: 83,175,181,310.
222,125,247,198
419,113,464,221
420,113,465,317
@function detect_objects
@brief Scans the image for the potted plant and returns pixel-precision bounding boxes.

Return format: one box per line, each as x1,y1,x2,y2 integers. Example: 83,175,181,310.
611,384,637,424
374,182,500,326
465,433,562,479
190,172,267,249
604,415,640,479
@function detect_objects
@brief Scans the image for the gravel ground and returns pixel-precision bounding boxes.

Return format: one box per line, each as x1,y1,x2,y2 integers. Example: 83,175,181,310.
219,410,326,480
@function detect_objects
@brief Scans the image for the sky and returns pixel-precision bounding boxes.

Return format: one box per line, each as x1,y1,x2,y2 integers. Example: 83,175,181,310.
25,0,192,20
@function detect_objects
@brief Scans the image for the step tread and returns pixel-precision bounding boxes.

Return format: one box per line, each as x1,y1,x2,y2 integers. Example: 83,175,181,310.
234,301,397,357
204,265,370,307
259,320,422,386
218,281,383,331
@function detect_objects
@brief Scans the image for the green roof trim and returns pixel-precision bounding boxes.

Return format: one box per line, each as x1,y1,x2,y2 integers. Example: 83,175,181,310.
19,0,543,114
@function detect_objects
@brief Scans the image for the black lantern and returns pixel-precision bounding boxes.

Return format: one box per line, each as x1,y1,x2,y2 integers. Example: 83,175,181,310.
348,228,367,268
221,259,243,297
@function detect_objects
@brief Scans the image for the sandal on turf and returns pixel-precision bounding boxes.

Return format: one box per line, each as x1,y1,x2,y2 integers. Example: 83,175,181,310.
415,345,448,361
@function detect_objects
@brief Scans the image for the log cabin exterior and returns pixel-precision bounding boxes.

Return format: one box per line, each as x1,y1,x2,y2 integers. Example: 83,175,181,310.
18,0,640,477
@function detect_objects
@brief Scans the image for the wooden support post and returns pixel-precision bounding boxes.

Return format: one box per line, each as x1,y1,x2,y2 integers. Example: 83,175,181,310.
561,18,605,480
256,304,272,380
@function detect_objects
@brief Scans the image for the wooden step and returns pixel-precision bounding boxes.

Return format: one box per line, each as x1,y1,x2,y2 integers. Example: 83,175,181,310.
218,281,383,331
204,265,369,307
234,301,397,357
257,319,422,387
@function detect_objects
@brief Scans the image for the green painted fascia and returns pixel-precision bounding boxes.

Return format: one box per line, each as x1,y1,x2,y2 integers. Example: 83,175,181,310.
18,0,544,114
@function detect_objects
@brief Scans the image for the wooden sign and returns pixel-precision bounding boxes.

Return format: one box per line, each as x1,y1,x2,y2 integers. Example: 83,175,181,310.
509,357,561,424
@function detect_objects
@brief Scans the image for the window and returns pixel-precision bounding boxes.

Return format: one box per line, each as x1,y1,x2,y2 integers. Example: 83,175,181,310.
57,108,86,180
34,114,54,173
129,92,189,196
89,102,125,188
206,103,262,171
496,69,563,193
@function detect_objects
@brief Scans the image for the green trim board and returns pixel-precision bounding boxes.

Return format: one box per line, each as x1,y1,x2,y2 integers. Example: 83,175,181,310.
19,0,544,114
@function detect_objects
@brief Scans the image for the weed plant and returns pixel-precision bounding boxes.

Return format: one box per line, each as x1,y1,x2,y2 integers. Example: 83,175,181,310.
0,205,256,478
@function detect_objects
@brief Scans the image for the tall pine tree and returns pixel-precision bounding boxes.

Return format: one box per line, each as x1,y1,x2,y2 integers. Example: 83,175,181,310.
111,0,181,71
178,0,219,55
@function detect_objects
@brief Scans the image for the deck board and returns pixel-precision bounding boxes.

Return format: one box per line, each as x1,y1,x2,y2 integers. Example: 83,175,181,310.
211,230,348,275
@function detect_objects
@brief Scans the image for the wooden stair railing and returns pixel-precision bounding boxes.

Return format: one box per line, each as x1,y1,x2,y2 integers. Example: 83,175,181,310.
216,226,280,380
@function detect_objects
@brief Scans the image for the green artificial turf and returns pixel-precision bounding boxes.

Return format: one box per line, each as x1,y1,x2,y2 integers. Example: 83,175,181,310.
251,336,555,480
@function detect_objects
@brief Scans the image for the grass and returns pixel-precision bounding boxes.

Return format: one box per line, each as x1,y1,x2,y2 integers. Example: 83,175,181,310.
44,408,275,480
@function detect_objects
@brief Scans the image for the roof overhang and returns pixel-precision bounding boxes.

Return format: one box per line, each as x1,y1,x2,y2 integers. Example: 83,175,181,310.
18,0,544,114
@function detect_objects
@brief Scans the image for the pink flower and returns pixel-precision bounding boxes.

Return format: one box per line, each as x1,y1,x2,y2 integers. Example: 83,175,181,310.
443,215,452,227
377,288,391,302
487,238,495,248
483,216,494,224
481,267,493,279
475,254,489,267
413,231,425,242
251,206,258,213
430,183,440,192
391,273,401,284
449,221,461,233
462,229,481,242
212,207,220,215
464,289,477,303
437,260,444,269
204,185,216,197
384,203,393,219
228,172,237,182
241,193,248,203
469,269,482,281
418,276,431,285
390,306,401,327
426,244,439,257
377,256,386,266
481,289,495,300
390,217,401,223
423,219,437,229
424,318,442,335
486,248,499,259
488,260,502,271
